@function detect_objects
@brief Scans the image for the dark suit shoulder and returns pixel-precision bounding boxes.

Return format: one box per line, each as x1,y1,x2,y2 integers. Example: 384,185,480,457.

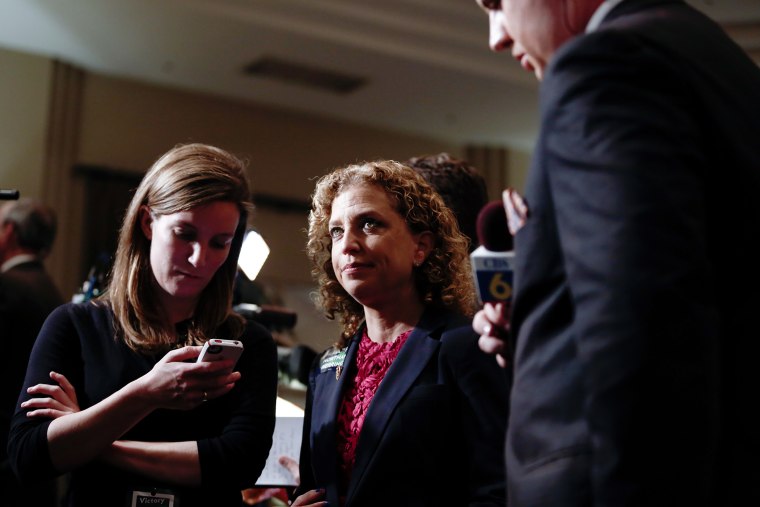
0,262,64,312
437,316,479,353
436,313,509,382
547,1,760,103
546,27,683,107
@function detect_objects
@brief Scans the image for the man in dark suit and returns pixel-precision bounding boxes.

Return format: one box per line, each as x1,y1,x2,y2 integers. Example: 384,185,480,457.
0,197,64,506
472,0,760,505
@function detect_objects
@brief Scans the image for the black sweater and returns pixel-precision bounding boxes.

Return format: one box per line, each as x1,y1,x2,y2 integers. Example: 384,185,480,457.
7,302,277,507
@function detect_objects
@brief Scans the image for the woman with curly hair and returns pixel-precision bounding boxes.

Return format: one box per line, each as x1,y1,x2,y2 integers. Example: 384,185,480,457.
293,160,508,507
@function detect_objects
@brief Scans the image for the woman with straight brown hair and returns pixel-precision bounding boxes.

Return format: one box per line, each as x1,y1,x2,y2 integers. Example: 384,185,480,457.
8,143,277,507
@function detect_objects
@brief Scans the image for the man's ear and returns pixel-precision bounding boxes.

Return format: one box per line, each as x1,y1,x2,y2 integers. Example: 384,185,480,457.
139,206,153,240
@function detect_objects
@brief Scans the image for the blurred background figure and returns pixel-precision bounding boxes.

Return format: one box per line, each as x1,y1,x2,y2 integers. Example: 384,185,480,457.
406,153,488,252
0,197,63,507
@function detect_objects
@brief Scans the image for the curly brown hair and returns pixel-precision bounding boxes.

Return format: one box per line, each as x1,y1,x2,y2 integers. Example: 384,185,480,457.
307,160,476,347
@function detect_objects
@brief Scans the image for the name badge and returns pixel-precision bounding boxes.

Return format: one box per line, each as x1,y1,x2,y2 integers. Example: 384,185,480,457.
320,347,347,379
131,490,175,507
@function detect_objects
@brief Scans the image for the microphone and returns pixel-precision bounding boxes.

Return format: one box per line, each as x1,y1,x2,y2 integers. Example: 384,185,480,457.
470,200,515,305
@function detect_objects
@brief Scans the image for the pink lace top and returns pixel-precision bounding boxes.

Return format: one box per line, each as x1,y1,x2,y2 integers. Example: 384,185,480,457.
335,327,412,495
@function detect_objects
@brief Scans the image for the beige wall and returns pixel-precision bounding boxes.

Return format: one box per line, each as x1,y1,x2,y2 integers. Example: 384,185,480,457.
0,48,51,198
79,74,461,199
508,148,531,194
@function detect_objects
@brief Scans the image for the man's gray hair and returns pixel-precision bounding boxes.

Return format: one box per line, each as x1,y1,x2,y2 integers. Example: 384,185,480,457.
2,197,58,256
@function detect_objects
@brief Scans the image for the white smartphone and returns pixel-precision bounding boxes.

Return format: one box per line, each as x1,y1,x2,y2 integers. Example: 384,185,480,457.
197,339,244,369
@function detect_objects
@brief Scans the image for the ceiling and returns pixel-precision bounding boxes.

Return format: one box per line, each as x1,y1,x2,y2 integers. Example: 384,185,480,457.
1,0,759,150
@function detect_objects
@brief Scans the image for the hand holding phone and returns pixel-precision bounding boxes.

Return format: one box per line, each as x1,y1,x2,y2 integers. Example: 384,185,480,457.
197,339,244,369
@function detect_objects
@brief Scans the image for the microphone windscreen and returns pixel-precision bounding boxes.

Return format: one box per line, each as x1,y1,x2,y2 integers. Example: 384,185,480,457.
476,200,513,252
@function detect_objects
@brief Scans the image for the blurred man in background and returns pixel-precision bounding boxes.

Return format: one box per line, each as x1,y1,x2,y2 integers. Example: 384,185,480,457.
0,197,63,506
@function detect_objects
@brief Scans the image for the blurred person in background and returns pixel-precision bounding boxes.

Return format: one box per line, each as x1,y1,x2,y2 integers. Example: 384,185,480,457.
406,153,488,252
0,197,63,507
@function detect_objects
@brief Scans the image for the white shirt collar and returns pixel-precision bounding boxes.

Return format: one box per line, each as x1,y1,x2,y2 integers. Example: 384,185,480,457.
1,253,39,273
586,0,627,33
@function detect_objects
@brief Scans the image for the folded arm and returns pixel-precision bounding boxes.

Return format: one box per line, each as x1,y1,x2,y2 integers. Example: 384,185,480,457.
18,343,239,476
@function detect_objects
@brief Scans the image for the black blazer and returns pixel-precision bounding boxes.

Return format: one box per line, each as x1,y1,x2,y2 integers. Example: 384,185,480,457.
297,308,509,507
507,1,760,505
